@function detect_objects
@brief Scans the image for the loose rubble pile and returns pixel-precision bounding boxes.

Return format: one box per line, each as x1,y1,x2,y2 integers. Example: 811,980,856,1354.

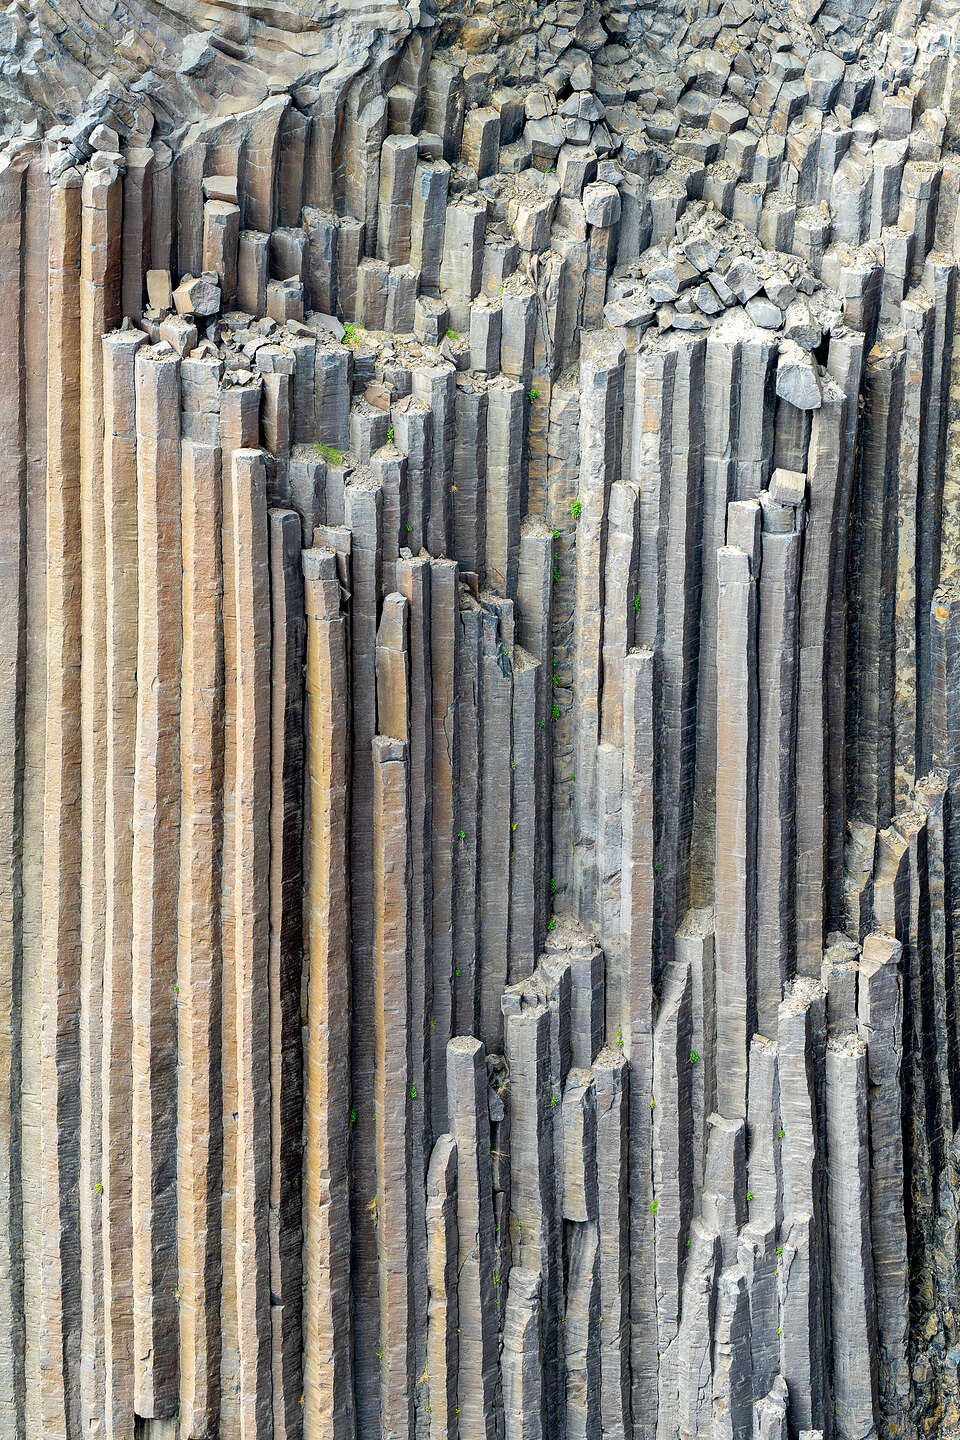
2,0,960,1435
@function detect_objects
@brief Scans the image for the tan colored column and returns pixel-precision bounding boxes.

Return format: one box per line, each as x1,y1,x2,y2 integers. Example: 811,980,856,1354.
40,168,83,1440
21,152,50,1440
101,326,146,1440
268,507,306,1438
302,546,354,1439
121,144,153,324
131,342,181,1418
0,153,26,1439
79,158,123,1434
231,449,273,1439
373,733,415,1440
177,437,224,1438
218,377,261,1432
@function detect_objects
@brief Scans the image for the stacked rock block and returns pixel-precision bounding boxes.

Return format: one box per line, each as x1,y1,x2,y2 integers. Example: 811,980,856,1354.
3,0,960,1432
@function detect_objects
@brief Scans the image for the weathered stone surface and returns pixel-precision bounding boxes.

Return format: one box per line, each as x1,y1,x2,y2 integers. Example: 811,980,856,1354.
5,6,960,1435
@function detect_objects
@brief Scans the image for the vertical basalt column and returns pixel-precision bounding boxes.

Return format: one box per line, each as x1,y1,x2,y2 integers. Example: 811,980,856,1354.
40,166,84,1440
411,161,450,297
796,381,846,972
344,90,387,255
204,201,240,308
479,598,513,1051
21,152,49,1440
131,343,182,1418
439,196,487,332
917,256,956,773
931,588,960,984
652,961,694,1386
741,1036,781,1404
121,144,152,324
0,155,25,1440
848,342,904,838
658,335,705,970
412,363,456,559
597,480,638,970
714,545,758,1119
825,331,865,926
268,509,306,1438
509,648,539,981
447,1036,502,1440
78,159,122,1434
231,450,273,1440
454,592,482,1036
101,327,146,1440
517,520,553,953
378,134,419,267
546,382,580,894
302,547,354,1440
917,773,954,1171
756,515,802,1036
430,558,458,1136
593,1048,630,1440
427,1133,460,1440
486,377,525,600
345,476,384,1434
574,331,624,925
619,648,658,1436
825,1036,879,1440
777,980,829,1434
239,230,270,318
894,295,934,805
453,379,488,577
372,733,415,1440
502,992,556,1434
218,377,262,1435
856,932,908,1421
395,556,434,1405
177,436,224,1440
676,909,716,1198
502,1268,543,1440
564,1077,600,1440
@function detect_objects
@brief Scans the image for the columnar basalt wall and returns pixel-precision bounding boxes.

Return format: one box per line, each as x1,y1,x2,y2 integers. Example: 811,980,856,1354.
4,0,960,1434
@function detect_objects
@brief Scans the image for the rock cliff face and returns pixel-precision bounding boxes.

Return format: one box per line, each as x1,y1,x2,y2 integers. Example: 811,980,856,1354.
2,0,960,1435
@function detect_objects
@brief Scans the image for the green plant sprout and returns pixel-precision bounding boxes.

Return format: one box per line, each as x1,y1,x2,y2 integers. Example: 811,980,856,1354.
650,1199,658,1215
387,426,395,442
571,498,582,519
747,1191,753,1201
315,442,344,464
552,703,560,720
634,592,641,612
551,1096,559,1109
410,1084,418,1100
95,1182,103,1195
547,918,556,931
350,1109,357,1123
342,323,359,345
529,387,539,401
550,878,557,894
446,328,459,341
690,1050,700,1064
